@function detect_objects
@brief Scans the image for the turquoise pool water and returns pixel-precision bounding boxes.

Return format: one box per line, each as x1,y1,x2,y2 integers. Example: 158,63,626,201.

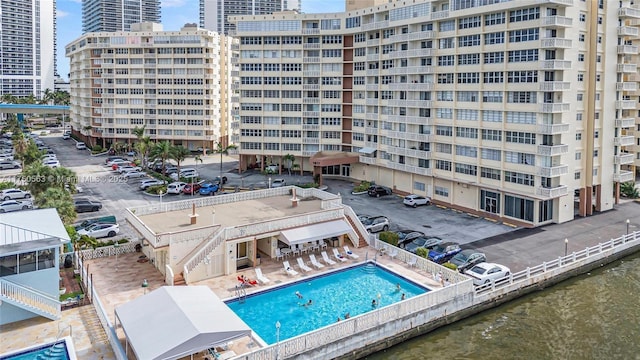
0,341,69,360
226,263,428,344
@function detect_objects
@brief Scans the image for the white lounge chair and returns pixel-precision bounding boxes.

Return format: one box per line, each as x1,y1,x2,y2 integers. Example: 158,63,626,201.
332,248,348,262
321,251,337,265
343,245,360,259
407,257,417,268
283,261,299,276
309,254,325,269
296,257,313,272
388,248,398,260
254,268,270,284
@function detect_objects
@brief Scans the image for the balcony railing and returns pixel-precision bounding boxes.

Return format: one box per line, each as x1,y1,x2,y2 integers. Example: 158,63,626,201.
614,171,635,182
618,63,637,73
615,100,636,110
614,135,634,147
614,153,635,165
539,81,570,91
536,185,568,198
616,118,635,128
541,38,572,48
537,123,570,134
618,26,640,37
540,103,570,112
388,82,433,91
536,165,569,177
537,144,569,156
387,115,432,125
542,16,572,27
359,156,376,165
540,60,572,70
618,7,640,18
616,82,638,91
618,45,639,54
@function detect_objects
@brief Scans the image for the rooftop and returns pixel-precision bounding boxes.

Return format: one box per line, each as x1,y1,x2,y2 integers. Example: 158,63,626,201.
0,208,70,254
138,194,323,235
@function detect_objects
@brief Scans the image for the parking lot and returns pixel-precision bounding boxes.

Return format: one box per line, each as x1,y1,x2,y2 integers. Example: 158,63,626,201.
323,179,517,246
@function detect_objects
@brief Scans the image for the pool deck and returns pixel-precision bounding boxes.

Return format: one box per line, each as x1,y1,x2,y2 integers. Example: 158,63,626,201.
138,195,324,234
1,246,444,359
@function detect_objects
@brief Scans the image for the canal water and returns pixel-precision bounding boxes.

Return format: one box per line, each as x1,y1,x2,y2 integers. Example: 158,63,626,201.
367,253,640,360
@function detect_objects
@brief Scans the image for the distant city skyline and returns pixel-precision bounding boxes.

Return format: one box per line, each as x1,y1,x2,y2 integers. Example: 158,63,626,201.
55,0,344,81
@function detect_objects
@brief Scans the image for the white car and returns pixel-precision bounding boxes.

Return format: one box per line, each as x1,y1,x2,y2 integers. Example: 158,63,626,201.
139,179,166,190
0,160,20,170
464,262,511,286
44,160,61,168
272,179,286,188
1,188,31,200
77,223,120,239
75,142,87,150
0,200,32,213
403,194,431,208
167,182,187,194
265,164,279,173
170,169,199,181
117,165,141,174
123,170,147,179
107,159,130,167
62,133,70,140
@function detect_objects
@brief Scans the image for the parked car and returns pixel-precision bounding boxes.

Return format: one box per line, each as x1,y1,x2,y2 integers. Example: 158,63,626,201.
427,242,462,264
75,142,87,150
105,156,126,165
117,165,141,174
1,188,31,200
163,166,179,175
0,160,20,170
108,159,130,167
446,249,487,273
167,182,187,194
265,164,279,173
464,262,511,286
359,215,389,233
403,194,431,208
78,223,120,239
170,169,198,181
183,181,204,195
139,179,167,190
402,236,442,254
73,215,117,231
123,170,147,179
64,183,84,193
74,199,102,213
0,200,32,213
44,159,61,168
368,185,392,197
396,230,425,247
272,179,286,188
199,183,219,196
62,133,70,140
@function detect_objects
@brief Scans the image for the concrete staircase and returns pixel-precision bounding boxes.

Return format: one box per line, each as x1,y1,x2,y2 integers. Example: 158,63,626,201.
173,273,187,286
0,278,61,320
345,215,369,248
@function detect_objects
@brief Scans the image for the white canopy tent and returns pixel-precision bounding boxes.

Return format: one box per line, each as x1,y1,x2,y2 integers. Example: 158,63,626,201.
278,219,352,246
114,286,251,360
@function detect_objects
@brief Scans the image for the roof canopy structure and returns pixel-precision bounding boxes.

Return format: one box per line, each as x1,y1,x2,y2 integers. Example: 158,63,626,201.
0,208,70,255
0,104,70,114
115,286,251,360
278,219,352,246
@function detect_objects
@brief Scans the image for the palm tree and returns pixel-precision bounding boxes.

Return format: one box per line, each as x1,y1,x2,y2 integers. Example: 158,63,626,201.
41,88,54,105
170,145,190,175
14,137,42,167
1,93,17,104
53,90,70,106
12,133,29,168
132,126,152,167
149,141,173,176
34,187,77,225
214,142,237,177
283,153,295,176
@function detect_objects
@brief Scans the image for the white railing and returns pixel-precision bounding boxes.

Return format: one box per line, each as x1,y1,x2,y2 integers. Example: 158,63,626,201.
343,205,370,247
475,231,640,297
0,278,61,320
183,229,226,284
0,223,63,245
237,262,471,360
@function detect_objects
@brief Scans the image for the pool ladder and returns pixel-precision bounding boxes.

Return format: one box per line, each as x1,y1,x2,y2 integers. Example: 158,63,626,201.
235,284,247,304
362,254,377,274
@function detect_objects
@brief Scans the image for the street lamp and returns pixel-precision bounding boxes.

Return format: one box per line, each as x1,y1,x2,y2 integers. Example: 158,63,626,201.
114,242,120,271
626,219,630,235
275,321,281,360
159,190,164,205
141,279,149,295
564,238,568,257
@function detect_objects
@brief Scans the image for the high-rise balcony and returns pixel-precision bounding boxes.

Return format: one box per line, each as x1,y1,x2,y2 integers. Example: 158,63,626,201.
366,84,379,91
540,60,572,70
614,171,635,182
390,49,434,59
388,82,433,91
616,82,638,91
362,20,389,31
537,144,569,156
614,135,635,147
303,43,320,49
302,137,320,144
303,57,320,63
303,71,320,77
618,64,638,73
615,118,635,128
359,156,376,165
537,123,570,134
618,26,640,37
536,165,569,177
367,53,379,61
542,16,572,27
536,185,568,198
388,99,432,107
615,100,636,110
539,81,570,91
541,38,572,48
385,146,431,160
387,115,432,125
540,103,570,113
618,45,639,55
537,0,573,6
303,84,320,90
614,153,635,165
303,98,320,104
618,7,640,19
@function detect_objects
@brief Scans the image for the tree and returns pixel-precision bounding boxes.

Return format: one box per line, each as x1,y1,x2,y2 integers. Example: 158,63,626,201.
53,90,70,106
170,145,190,175
133,126,152,168
14,137,42,167
1,93,17,104
214,142,237,177
34,187,77,225
41,88,54,105
18,163,78,197
283,154,295,176
621,182,640,198
149,140,173,176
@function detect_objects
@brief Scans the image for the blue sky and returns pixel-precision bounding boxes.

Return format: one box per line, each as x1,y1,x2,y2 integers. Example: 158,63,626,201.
56,0,345,80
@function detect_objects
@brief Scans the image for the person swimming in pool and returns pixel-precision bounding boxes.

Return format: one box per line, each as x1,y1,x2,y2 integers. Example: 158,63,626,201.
295,291,303,299
302,299,313,307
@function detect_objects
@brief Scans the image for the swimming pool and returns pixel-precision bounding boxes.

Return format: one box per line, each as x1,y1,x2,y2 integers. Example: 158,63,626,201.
0,338,72,360
226,262,429,344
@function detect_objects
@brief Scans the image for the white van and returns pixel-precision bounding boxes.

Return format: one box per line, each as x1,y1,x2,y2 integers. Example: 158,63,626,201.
76,142,87,150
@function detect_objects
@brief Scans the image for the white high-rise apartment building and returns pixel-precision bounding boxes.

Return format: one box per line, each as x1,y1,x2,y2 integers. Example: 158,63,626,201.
199,0,301,34
82,0,161,33
0,0,55,97
231,0,640,227
66,23,232,151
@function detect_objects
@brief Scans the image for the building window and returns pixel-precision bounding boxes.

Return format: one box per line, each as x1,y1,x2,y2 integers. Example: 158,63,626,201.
480,190,500,213
435,186,449,197
504,195,534,222
414,182,426,191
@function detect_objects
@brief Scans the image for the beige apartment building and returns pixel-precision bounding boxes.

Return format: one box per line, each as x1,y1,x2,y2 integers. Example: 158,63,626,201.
231,0,640,227
66,22,236,151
